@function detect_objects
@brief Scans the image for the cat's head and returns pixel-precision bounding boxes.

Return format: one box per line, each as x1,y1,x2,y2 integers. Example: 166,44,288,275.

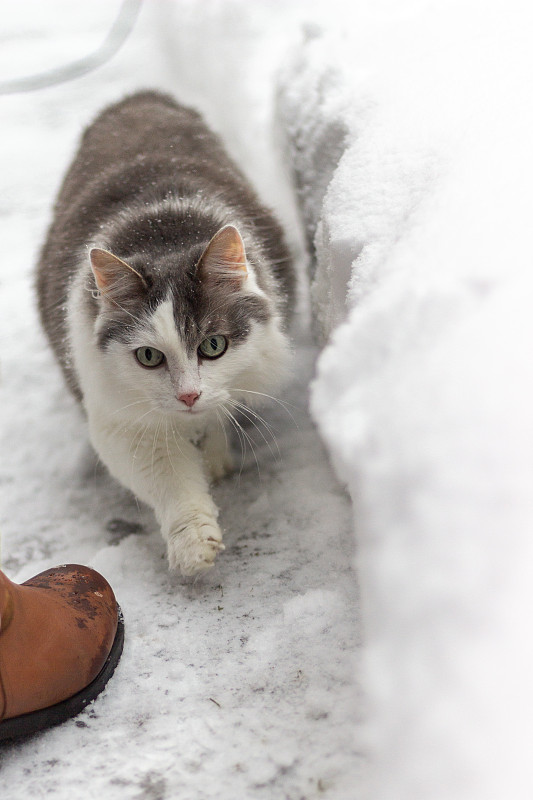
87,225,289,420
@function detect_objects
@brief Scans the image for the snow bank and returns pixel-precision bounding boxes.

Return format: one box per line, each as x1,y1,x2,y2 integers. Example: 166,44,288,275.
278,1,533,797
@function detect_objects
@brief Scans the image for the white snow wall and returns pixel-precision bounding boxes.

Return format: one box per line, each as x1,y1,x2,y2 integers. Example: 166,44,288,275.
277,2,533,799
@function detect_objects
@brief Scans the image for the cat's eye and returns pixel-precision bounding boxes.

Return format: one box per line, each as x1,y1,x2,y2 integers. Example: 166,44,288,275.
135,346,165,368
198,335,228,360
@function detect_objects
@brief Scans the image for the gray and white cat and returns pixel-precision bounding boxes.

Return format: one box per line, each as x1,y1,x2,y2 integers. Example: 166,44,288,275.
37,91,294,576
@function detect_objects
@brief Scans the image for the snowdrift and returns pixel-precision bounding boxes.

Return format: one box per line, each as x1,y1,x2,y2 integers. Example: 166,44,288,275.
278,2,533,797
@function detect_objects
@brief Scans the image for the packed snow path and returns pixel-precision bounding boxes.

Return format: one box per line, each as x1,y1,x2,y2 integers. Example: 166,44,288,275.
0,3,360,798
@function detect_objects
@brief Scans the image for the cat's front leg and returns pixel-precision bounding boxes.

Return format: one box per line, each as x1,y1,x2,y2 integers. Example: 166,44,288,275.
202,420,234,482
89,414,225,575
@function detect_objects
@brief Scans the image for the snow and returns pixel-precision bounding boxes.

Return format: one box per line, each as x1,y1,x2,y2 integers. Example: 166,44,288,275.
279,1,533,798
1,0,532,798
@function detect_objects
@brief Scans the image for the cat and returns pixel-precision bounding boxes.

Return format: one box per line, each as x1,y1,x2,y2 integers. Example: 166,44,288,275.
37,90,294,576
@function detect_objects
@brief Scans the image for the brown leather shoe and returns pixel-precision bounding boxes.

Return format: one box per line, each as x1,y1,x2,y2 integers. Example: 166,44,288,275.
0,564,124,741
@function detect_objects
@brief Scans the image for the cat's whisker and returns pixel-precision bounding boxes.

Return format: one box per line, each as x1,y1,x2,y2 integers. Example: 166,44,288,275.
150,415,165,486
128,420,153,501
228,388,300,428
128,426,152,477
128,409,156,473
219,405,247,477
167,418,193,467
215,408,230,456
203,293,239,321
226,399,282,464
229,398,279,438
109,398,151,417
221,404,262,480
234,402,282,460
164,419,183,482
127,408,156,448
104,296,142,325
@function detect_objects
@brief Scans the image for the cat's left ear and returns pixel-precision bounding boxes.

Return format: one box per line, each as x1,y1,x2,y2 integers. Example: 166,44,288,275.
197,225,248,288
90,248,147,304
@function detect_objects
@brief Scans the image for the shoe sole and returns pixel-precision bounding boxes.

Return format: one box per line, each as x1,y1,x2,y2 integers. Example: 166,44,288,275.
0,607,124,743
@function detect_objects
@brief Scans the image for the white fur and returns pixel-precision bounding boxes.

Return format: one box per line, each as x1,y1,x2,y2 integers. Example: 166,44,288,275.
68,265,290,575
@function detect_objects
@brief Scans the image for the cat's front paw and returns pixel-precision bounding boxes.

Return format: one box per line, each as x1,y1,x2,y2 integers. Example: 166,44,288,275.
166,513,225,576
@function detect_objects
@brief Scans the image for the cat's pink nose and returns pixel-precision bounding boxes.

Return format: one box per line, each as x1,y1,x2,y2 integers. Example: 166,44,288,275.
178,391,200,408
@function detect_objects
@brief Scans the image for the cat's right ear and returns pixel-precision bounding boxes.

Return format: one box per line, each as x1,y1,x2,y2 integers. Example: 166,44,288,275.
90,249,147,304
196,225,248,289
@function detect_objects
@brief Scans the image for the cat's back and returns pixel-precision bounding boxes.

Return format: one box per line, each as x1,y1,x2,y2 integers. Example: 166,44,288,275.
84,90,205,156
57,91,229,207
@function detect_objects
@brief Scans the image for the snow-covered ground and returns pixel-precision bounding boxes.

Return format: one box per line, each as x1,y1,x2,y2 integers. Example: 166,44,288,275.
1,1,533,798
0,3,359,798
